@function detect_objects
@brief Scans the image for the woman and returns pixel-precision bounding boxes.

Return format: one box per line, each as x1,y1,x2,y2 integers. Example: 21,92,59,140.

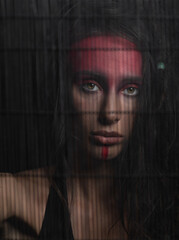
0,0,178,239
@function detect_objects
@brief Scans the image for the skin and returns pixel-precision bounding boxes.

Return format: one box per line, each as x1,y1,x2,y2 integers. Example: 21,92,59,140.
70,36,142,164
0,168,52,235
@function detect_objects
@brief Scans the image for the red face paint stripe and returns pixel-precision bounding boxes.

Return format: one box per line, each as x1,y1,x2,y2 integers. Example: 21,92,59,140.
102,146,108,160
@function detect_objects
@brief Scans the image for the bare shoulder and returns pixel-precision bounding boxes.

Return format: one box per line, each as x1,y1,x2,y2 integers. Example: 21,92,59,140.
15,166,56,180
14,166,55,196
0,166,56,235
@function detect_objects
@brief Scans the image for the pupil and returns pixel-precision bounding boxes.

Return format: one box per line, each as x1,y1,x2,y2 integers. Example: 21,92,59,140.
128,87,134,93
88,83,94,89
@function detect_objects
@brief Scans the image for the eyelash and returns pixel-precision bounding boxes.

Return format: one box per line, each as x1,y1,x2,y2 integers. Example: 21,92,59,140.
78,80,102,93
78,80,140,96
121,84,140,97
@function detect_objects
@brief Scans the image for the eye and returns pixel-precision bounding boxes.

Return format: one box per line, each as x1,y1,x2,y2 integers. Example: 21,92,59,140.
80,81,101,93
122,86,139,96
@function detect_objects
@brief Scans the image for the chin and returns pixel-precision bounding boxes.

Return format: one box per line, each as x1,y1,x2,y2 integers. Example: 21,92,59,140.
88,144,123,161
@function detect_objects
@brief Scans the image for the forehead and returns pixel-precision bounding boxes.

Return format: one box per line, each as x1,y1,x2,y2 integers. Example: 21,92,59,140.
70,36,142,77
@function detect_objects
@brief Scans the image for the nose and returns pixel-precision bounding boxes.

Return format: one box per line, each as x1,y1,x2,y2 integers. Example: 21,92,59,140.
98,92,121,125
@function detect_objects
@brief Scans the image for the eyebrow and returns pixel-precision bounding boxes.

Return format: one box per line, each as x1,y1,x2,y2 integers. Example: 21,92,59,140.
119,76,143,85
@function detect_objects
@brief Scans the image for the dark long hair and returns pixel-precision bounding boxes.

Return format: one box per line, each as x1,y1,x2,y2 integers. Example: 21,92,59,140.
54,0,178,239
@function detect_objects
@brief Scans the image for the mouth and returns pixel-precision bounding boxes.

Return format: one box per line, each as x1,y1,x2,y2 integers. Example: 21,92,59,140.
90,131,124,146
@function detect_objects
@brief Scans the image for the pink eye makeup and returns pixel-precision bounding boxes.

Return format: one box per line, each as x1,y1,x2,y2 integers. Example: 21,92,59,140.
120,84,141,97
73,71,143,96
72,71,108,91
75,77,103,93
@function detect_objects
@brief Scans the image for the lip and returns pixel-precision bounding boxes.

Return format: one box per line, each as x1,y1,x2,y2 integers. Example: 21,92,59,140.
90,131,124,145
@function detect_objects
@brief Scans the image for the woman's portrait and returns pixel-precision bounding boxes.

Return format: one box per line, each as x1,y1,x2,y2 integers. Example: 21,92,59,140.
0,0,178,239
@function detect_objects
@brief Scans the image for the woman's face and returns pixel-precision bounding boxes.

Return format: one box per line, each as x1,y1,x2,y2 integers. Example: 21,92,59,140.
69,36,142,161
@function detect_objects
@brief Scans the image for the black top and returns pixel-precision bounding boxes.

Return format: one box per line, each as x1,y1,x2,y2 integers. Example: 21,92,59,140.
39,177,74,240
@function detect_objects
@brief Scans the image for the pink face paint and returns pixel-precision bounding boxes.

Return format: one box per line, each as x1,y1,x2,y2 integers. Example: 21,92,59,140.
102,146,108,160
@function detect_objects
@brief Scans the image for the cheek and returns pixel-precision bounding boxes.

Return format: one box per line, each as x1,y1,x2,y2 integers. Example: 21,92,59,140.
72,86,103,112
121,98,137,135
72,86,102,129
123,114,135,133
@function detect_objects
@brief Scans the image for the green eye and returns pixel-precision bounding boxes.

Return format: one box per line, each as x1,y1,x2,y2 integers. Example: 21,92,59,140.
123,87,139,96
86,83,95,89
81,82,100,92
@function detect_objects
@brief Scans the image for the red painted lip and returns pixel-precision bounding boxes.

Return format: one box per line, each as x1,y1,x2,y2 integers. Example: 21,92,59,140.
90,131,123,145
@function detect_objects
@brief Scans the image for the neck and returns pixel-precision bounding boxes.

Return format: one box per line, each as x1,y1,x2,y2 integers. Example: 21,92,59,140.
67,153,118,206
66,156,127,240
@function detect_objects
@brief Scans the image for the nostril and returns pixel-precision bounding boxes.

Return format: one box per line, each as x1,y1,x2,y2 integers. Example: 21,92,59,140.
98,110,120,125
98,115,110,125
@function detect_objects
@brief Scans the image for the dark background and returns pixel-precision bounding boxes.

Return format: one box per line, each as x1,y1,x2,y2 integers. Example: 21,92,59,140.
0,0,62,171
0,0,178,172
